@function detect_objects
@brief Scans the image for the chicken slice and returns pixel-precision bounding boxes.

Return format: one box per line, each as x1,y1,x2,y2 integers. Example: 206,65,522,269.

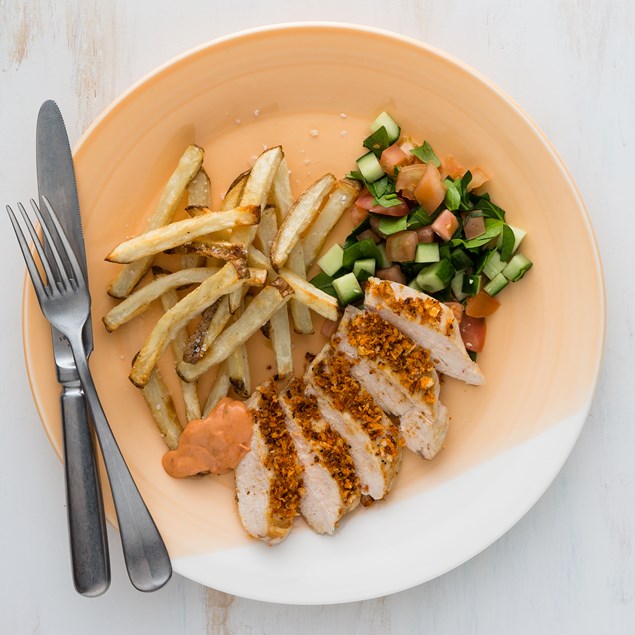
235,380,303,545
364,277,485,385
305,344,403,500
279,378,360,534
333,306,449,459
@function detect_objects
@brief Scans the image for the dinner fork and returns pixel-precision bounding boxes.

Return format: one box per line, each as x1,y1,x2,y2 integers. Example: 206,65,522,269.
7,196,172,592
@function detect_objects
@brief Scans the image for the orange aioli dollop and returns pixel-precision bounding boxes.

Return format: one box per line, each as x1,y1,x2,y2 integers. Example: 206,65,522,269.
162,397,252,478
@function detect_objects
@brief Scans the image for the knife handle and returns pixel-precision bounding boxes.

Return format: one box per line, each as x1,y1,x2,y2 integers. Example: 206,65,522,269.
60,384,111,597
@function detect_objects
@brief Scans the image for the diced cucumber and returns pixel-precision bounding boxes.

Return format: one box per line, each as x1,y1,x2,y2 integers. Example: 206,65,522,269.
342,238,381,270
408,278,423,292
376,242,391,269
450,248,472,272
415,259,454,293
496,224,527,254
309,272,337,298
451,271,468,301
333,272,364,306
482,250,506,280
369,111,401,143
353,258,376,280
317,244,344,276
415,242,440,263
378,216,408,236
462,274,482,296
483,272,509,296
509,225,527,254
356,152,384,183
502,253,533,282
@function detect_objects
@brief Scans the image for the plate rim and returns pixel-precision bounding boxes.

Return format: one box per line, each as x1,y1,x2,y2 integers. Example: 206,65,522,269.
21,22,606,603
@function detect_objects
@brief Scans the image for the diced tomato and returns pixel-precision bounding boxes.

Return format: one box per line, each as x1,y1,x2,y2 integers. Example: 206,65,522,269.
395,164,427,200
465,291,500,318
380,143,412,176
431,209,459,242
440,155,466,180
356,229,381,244
415,226,435,243
399,139,416,156
320,318,340,339
467,167,490,191
351,205,368,226
460,315,486,352
463,214,486,239
355,192,375,210
369,215,387,238
369,199,410,217
386,231,418,262
414,164,446,214
444,301,464,323
376,265,406,284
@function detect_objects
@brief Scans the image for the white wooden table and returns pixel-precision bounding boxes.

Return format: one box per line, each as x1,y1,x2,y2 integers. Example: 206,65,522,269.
1,1,632,633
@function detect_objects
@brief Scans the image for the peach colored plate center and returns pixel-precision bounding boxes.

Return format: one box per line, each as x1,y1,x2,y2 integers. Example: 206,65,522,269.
22,24,604,603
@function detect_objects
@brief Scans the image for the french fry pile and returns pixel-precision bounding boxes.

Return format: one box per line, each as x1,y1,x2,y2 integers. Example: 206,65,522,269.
103,144,360,449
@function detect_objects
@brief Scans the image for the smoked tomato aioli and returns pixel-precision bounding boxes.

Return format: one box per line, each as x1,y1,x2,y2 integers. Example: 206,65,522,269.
162,398,252,478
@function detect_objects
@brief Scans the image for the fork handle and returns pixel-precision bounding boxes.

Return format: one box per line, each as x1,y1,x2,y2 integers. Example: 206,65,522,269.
67,334,172,592
61,385,110,596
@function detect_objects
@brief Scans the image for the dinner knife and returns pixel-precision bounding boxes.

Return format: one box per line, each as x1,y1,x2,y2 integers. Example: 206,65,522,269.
36,100,110,597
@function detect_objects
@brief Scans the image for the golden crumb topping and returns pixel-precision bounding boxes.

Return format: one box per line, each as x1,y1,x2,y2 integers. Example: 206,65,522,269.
311,349,402,460
339,311,436,403
368,279,453,336
252,382,304,535
283,378,359,509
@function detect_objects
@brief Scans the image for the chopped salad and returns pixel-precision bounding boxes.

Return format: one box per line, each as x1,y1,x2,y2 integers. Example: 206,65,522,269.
310,112,532,355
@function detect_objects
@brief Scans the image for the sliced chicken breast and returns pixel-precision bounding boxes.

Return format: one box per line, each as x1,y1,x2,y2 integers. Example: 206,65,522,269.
279,378,361,534
305,345,403,500
235,380,303,545
364,277,485,386
333,306,449,459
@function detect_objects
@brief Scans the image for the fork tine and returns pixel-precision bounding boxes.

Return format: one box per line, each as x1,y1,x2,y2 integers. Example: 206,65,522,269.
17,202,57,287
6,205,48,301
40,196,86,290
31,198,72,290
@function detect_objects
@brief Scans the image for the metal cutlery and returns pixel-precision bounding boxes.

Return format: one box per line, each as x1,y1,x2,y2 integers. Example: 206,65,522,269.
8,197,172,592
36,99,110,597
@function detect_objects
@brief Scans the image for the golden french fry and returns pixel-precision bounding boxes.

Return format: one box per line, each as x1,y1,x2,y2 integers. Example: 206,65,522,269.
178,278,294,382
270,305,293,377
202,361,231,417
102,266,218,332
130,263,248,388
270,160,314,333
223,171,250,210
166,241,247,262
255,206,278,256
227,303,252,398
106,207,258,264
183,296,231,364
157,276,201,423
270,157,293,219
140,368,183,450
228,148,284,312
187,167,211,206
182,167,212,268
278,268,339,321
108,144,205,298
270,173,336,269
302,178,360,269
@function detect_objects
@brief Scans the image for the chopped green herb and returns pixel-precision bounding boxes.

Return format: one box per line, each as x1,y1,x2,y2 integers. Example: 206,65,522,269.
444,178,461,211
410,141,441,167
499,224,515,261
363,126,390,157
407,206,434,229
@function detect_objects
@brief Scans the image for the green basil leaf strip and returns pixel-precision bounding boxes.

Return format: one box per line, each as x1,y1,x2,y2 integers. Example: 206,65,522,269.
410,140,441,167
459,171,473,211
472,192,507,221
407,206,434,229
363,126,390,158
346,170,365,182
444,178,461,211
499,224,515,261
